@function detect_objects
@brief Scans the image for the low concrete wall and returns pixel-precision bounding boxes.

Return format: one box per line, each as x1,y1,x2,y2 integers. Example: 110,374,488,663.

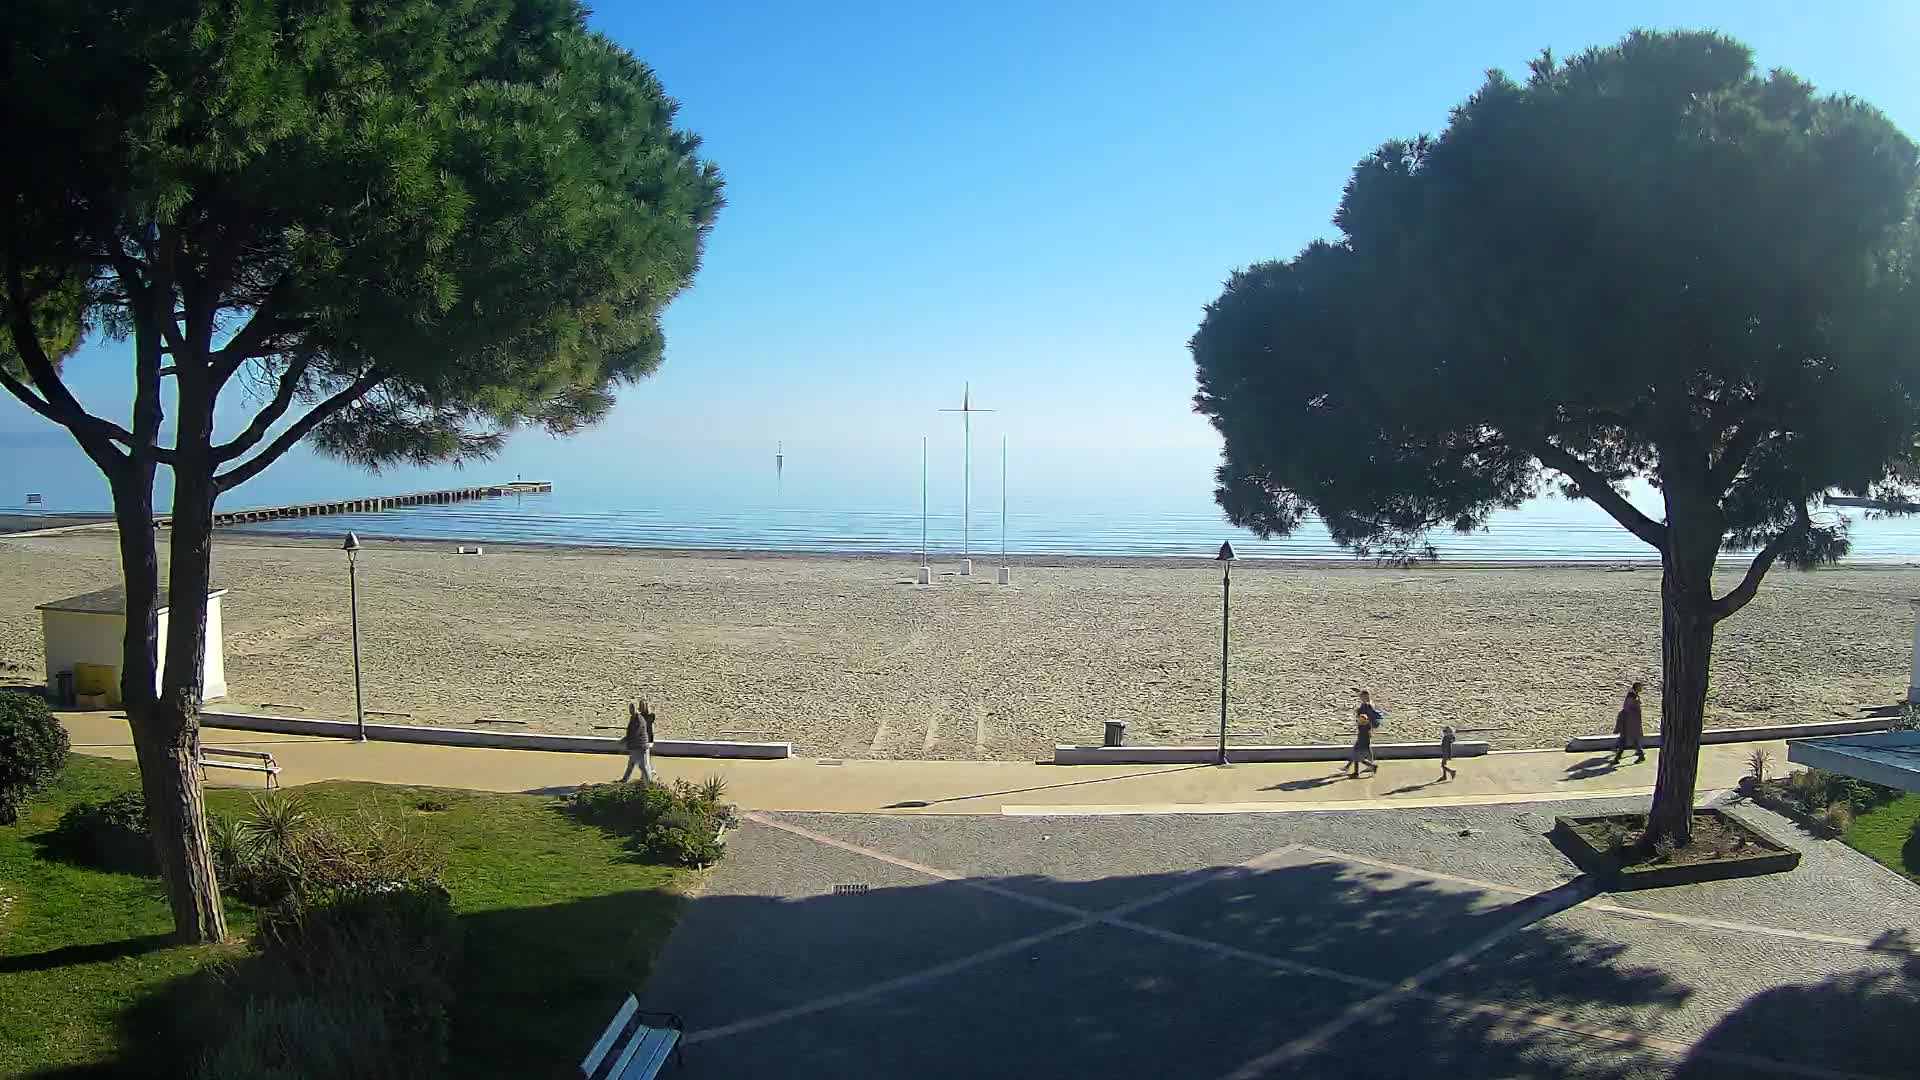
1053,740,1490,765
1563,716,1890,754
199,710,791,759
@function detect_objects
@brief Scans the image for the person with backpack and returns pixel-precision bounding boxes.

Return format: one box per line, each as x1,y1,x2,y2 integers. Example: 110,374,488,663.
622,699,658,783
1612,682,1647,766
1347,690,1381,777
1438,724,1458,782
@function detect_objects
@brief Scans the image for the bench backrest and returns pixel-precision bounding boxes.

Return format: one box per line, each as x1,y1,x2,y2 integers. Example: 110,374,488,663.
582,994,679,1080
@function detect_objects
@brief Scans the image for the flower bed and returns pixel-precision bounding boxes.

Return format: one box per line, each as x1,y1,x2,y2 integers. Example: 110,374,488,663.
1747,767,1903,838
1552,809,1799,889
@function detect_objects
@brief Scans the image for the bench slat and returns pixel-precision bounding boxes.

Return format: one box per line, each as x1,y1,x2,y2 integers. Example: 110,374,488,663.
619,1028,679,1080
582,994,639,1075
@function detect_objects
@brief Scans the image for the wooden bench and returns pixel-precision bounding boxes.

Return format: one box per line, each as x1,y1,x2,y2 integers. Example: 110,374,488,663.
198,745,281,789
582,994,682,1079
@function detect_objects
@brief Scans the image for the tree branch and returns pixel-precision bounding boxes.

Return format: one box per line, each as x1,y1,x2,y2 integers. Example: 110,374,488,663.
1708,420,1772,491
212,352,313,463
1530,438,1669,549
214,368,386,491
210,281,296,384
2,266,144,465
1708,502,1807,622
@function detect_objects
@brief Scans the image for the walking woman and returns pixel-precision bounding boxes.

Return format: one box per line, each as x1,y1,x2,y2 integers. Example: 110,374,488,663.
1612,682,1646,765
1347,696,1379,778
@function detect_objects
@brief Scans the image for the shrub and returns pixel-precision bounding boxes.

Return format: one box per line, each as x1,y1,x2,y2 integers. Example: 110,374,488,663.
412,794,452,813
564,779,734,867
50,791,154,873
194,997,393,1080
565,781,674,833
644,807,724,867
200,806,459,1079
1745,749,1771,785
1820,801,1855,839
0,691,68,825
230,880,459,1079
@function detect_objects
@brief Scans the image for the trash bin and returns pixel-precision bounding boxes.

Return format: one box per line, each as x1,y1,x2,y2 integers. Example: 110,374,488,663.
1103,720,1127,747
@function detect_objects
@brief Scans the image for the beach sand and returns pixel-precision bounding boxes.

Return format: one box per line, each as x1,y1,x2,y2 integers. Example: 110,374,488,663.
0,530,1912,760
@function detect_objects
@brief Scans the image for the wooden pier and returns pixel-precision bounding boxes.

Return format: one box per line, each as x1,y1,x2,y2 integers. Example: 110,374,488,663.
156,481,551,529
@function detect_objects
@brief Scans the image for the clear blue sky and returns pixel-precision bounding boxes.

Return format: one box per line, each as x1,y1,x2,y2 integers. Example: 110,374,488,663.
7,0,1919,507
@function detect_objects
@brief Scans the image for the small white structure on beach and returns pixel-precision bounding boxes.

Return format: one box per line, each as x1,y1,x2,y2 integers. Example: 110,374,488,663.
38,586,229,702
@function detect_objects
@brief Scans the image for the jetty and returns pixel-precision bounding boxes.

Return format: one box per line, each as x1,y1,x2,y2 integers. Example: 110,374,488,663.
156,481,551,529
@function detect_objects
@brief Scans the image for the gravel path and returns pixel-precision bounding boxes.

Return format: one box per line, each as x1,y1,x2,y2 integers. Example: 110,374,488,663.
1,531,1914,760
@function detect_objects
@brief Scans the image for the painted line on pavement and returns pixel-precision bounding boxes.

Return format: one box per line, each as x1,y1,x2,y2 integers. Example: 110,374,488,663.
1219,876,1600,1078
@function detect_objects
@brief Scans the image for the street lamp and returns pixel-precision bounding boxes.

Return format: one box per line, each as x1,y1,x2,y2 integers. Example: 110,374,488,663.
1216,540,1236,766
343,532,365,741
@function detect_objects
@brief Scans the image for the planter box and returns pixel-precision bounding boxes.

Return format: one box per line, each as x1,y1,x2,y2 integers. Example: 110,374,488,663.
1550,809,1800,890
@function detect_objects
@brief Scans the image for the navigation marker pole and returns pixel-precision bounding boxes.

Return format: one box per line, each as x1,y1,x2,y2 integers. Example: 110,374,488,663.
775,441,784,493
996,437,1011,585
940,383,994,577
918,437,932,585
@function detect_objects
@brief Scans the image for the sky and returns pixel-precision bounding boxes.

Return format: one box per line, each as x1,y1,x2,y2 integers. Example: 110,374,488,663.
6,0,1919,510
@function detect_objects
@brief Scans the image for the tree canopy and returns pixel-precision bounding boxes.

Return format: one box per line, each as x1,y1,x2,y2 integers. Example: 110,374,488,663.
2,0,722,482
1191,30,1920,840
0,0,722,942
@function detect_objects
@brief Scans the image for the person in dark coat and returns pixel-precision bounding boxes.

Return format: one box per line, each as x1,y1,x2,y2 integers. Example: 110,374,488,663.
1612,682,1646,765
1347,691,1381,778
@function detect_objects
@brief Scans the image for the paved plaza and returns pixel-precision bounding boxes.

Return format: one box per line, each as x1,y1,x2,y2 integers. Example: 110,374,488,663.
644,796,1917,1079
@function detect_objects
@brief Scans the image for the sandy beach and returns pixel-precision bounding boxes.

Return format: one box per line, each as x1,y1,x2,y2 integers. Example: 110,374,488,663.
0,530,1912,760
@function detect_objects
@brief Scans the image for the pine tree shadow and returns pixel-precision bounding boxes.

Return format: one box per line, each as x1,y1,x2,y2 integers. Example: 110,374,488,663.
1672,931,1918,1078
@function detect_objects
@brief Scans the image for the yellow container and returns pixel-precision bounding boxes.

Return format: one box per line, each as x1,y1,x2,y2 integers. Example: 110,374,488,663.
72,662,120,707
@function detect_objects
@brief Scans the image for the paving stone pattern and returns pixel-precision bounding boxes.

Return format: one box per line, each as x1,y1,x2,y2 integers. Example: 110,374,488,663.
642,797,1917,1079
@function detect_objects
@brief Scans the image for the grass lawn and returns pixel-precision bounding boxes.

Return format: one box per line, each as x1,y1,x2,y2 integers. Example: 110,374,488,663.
1843,792,1920,884
0,755,693,1078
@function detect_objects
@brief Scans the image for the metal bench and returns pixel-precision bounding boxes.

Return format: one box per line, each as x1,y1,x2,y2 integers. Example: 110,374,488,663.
582,994,683,1079
198,745,281,789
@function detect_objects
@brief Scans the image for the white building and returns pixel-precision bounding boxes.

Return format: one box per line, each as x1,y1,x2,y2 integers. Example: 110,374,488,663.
38,586,229,703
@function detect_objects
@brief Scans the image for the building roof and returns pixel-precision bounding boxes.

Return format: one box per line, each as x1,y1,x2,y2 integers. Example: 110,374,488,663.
1787,730,1920,794
36,586,229,616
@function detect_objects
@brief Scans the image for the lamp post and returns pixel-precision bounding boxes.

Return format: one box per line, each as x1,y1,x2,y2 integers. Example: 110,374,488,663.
1216,540,1236,766
343,532,365,741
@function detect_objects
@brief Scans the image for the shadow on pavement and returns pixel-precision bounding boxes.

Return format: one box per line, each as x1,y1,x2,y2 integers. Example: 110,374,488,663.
639,823,1808,1079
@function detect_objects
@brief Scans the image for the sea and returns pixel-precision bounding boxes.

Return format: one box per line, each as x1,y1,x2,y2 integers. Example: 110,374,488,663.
8,434,1920,563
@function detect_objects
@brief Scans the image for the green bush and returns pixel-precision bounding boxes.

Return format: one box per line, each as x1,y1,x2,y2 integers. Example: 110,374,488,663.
1773,769,1901,821
564,779,733,868
565,781,674,833
0,691,68,824
49,791,154,874
200,802,459,1079
194,997,394,1080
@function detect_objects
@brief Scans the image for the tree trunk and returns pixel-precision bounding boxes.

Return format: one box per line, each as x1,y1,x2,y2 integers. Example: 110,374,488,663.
1645,561,1717,846
107,458,227,942
151,388,227,944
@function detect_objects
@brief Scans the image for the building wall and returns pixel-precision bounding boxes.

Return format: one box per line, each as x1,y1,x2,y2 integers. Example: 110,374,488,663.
41,597,228,701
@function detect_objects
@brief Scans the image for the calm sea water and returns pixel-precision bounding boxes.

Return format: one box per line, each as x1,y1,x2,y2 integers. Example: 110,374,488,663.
9,436,1920,562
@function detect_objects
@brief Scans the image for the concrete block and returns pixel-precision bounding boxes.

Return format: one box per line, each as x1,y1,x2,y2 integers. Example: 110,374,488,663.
1052,740,1489,765
198,710,791,759
1563,716,1890,753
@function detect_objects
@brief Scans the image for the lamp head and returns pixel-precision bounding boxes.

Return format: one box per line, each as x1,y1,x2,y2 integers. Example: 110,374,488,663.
342,532,362,555
1216,541,1236,562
